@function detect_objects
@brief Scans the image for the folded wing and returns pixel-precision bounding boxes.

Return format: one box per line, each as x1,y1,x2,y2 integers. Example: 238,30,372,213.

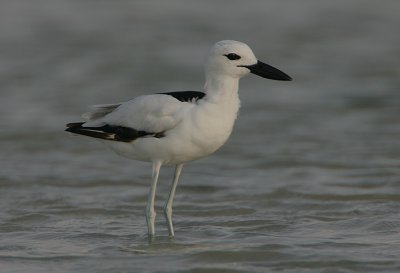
66,93,195,142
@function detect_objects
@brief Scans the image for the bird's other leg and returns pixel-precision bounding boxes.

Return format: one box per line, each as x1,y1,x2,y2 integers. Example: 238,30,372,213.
164,164,183,237
146,161,162,237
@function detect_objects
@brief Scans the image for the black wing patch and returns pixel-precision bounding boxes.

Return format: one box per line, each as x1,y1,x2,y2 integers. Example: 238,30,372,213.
65,122,165,142
158,91,206,102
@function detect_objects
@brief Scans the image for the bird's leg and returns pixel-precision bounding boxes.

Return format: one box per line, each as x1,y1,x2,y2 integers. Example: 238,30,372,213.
164,164,183,237
146,161,162,237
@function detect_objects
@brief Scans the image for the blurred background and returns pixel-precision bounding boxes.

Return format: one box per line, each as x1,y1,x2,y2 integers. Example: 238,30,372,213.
0,0,399,272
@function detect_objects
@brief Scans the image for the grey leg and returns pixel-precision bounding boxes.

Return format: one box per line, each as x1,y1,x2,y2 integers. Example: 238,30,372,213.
164,164,183,237
146,161,162,237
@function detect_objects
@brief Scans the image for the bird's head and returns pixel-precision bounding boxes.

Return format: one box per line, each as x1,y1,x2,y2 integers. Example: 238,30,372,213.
206,40,292,81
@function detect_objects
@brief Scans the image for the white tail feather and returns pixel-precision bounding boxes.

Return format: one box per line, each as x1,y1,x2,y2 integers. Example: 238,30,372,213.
82,103,121,120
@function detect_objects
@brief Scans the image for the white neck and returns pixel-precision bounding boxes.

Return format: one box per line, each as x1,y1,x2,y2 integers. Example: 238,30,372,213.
204,73,240,104
200,73,241,132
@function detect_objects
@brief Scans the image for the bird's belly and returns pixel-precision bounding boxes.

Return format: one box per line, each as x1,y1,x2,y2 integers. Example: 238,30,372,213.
155,109,236,163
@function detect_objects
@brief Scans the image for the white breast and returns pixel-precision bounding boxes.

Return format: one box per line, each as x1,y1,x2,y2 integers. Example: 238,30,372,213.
187,93,240,153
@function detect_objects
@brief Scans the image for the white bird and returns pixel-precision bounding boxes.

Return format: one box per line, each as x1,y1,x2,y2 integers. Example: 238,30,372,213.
66,40,292,237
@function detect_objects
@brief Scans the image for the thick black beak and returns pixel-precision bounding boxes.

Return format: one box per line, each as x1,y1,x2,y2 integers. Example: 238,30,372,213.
239,60,292,81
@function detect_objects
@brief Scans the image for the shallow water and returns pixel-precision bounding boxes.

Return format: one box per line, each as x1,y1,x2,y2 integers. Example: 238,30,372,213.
1,0,400,272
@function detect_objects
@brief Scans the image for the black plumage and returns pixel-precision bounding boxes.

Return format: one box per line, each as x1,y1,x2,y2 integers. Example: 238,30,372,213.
65,122,164,142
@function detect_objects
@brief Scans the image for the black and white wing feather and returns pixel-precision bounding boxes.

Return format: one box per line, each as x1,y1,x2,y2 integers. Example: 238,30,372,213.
66,91,206,142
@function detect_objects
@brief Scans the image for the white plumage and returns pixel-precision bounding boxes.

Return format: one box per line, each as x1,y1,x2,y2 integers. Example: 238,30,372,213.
66,40,291,237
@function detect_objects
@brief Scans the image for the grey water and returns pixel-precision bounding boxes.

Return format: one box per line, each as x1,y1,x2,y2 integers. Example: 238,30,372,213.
1,0,400,272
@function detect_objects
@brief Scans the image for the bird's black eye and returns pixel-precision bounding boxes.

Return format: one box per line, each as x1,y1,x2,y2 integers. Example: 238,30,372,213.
224,53,241,60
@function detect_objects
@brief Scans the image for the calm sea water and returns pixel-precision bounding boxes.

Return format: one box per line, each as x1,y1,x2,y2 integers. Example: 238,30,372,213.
1,0,400,272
